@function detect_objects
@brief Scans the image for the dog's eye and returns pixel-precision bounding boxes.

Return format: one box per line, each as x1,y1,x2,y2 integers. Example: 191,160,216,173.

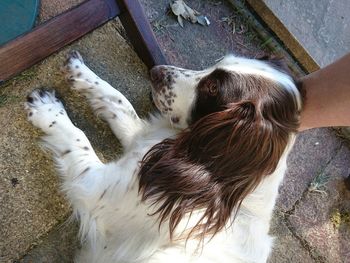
171,116,180,124
207,80,218,96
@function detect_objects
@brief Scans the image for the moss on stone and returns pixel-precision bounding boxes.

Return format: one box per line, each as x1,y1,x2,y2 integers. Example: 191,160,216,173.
330,209,350,229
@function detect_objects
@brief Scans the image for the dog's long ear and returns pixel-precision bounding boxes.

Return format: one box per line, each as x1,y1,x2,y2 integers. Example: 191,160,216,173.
139,97,299,241
184,99,295,183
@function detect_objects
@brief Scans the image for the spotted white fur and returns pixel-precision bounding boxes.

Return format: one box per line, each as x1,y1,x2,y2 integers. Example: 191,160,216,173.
25,52,300,263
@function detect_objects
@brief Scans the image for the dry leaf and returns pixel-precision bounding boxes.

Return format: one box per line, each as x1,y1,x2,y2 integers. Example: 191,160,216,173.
177,15,184,27
170,0,210,27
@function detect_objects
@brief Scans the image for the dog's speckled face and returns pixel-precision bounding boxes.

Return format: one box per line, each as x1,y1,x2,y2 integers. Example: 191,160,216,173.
150,65,205,128
149,55,300,129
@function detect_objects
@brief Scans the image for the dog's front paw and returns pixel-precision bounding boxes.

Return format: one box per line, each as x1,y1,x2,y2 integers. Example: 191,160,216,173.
62,50,85,80
25,88,67,133
62,50,100,91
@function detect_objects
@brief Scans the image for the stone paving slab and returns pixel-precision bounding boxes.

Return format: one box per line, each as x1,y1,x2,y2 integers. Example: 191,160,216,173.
269,213,314,263
288,144,350,263
21,222,78,263
278,128,343,212
144,0,269,69
248,0,350,71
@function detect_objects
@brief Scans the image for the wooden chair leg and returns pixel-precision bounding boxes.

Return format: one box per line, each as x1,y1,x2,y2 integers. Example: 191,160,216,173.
117,0,168,68
0,0,167,83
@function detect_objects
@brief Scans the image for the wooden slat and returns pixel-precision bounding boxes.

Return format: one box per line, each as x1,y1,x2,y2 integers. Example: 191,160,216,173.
117,0,168,68
0,0,120,83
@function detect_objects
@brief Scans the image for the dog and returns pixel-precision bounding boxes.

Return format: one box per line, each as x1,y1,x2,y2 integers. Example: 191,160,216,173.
25,51,303,262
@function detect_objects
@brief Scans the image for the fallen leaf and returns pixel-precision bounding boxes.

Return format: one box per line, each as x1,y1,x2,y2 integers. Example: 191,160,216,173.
171,0,185,16
170,0,210,27
177,15,184,27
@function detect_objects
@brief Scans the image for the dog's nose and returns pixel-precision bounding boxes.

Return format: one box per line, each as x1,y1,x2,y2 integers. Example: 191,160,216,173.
150,66,166,83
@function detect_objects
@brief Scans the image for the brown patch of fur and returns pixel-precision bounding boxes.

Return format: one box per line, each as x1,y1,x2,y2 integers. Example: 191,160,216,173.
139,68,301,242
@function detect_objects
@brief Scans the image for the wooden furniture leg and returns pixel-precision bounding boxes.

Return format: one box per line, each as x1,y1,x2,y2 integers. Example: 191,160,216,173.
0,0,167,83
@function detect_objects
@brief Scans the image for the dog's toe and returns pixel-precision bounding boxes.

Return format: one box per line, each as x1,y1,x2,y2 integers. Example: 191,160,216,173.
26,88,58,106
64,50,84,67
68,50,83,63
25,88,66,132
62,51,86,81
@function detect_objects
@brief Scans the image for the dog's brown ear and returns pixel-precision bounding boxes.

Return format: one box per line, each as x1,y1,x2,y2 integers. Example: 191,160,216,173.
139,98,299,241
185,100,289,181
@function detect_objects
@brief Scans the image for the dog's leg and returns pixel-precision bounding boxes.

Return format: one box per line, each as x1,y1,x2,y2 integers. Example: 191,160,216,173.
62,51,144,149
25,88,107,217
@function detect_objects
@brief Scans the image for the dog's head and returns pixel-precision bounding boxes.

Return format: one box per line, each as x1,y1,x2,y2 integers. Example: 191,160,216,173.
150,54,302,129
141,55,303,240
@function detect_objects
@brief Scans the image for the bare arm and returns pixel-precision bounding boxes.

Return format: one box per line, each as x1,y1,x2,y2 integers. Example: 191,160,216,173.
299,53,350,131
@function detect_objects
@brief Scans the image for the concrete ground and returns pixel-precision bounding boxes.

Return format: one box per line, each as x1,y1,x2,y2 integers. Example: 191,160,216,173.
248,0,350,71
0,0,349,262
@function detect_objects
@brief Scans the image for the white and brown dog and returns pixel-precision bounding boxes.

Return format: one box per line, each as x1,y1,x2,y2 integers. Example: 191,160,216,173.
25,51,303,263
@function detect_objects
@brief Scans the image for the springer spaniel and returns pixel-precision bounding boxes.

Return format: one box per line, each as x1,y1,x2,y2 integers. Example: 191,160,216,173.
25,51,302,263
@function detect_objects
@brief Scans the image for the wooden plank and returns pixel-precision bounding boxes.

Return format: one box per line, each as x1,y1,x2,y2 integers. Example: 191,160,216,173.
0,0,120,83
117,0,168,68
